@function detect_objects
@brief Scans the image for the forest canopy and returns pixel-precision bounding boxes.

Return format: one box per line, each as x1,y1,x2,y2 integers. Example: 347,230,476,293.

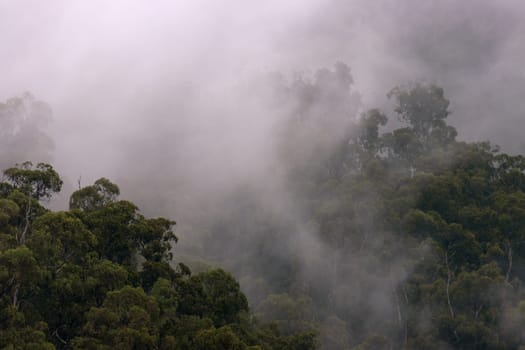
0,162,316,349
2,79,525,349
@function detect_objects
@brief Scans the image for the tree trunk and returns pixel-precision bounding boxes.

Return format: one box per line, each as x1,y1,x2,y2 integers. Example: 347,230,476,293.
445,251,454,318
505,244,513,284
18,193,32,245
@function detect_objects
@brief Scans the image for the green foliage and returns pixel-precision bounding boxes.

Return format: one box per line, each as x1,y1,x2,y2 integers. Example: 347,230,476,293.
175,269,248,327
0,163,304,349
69,178,120,211
4,82,525,349
198,269,249,326
73,286,160,349
192,325,248,350
0,308,55,350
0,246,41,307
388,83,452,144
215,81,525,349
255,324,318,350
81,199,140,264
255,293,315,335
3,162,62,200
29,211,97,267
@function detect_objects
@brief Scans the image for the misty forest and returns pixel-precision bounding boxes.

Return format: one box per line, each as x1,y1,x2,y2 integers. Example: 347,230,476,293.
2,1,525,350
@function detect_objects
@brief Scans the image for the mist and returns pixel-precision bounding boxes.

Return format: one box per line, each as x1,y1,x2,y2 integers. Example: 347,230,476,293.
3,1,525,176
2,1,525,348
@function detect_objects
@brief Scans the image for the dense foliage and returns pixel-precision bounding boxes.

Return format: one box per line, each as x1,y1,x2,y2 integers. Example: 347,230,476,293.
185,75,525,349
299,83,525,349
0,163,316,349
3,75,525,349
293,82,525,349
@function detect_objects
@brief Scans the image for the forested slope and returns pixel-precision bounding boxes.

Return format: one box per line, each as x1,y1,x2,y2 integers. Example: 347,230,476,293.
176,80,525,349
298,83,525,349
0,164,315,349
2,80,525,349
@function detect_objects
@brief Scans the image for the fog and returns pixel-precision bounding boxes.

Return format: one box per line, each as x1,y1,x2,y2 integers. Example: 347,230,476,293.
2,1,525,348
3,1,525,181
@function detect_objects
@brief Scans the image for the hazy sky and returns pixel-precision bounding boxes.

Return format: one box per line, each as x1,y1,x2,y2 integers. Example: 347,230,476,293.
2,0,525,186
